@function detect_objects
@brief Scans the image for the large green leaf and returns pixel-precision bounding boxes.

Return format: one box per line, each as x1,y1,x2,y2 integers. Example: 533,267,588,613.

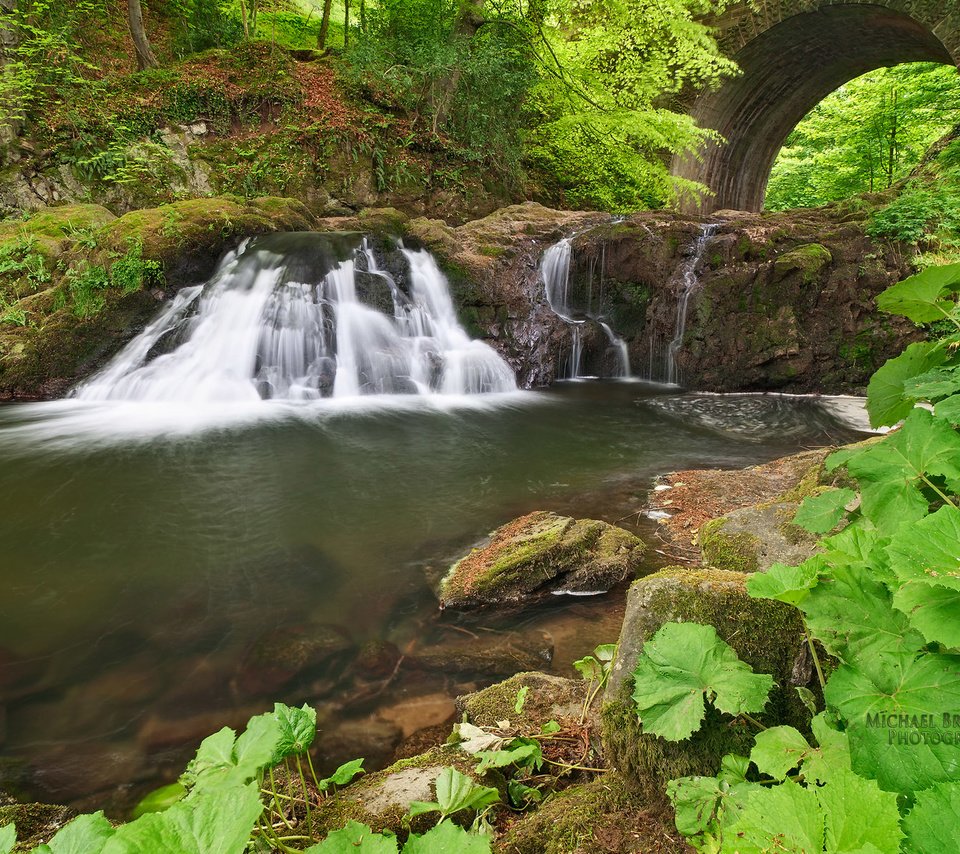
864,341,945,427
272,702,317,761
935,393,960,424
232,712,282,776
793,488,856,534
875,263,960,323
749,726,812,781
827,409,960,528
900,781,960,853
667,775,758,837
305,821,399,853
102,782,263,854
180,727,236,787
800,563,923,663
719,780,823,854
893,582,960,647
0,825,12,854
401,821,491,854
131,783,186,818
886,504,960,591
903,364,960,402
803,714,852,785
817,769,902,854
407,767,501,821
824,653,960,793
631,622,773,741
746,557,823,606
33,813,115,854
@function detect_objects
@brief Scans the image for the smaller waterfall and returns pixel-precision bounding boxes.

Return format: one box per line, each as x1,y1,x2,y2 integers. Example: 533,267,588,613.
664,223,717,385
539,236,631,380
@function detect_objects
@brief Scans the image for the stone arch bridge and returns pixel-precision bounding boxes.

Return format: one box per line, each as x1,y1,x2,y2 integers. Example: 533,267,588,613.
672,1,960,212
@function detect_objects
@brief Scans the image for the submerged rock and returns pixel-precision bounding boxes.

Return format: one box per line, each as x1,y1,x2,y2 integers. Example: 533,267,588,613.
602,567,814,797
439,511,645,610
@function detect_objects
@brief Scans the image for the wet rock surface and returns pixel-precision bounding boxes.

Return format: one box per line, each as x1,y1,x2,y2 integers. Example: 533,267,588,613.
439,511,645,610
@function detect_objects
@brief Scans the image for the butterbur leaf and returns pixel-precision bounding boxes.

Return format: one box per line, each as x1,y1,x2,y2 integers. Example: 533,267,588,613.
305,821,398,853
475,741,541,773
232,712,282,777
864,341,946,427
827,409,960,528
401,820,491,853
181,727,236,786
746,557,823,606
102,781,263,854
507,779,542,807
901,782,960,854
796,686,818,716
0,824,13,854
272,702,317,761
793,488,857,533
541,720,561,734
719,780,823,854
886,504,960,591
817,769,903,854
903,364,960,402
593,643,617,662
893,582,960,647
804,713,851,784
433,767,499,817
320,758,365,789
875,262,960,323
718,754,749,785
800,562,924,663
573,655,602,682
513,686,528,714
935,393,960,423
631,622,773,741
131,783,186,818
406,801,442,820
667,774,757,838
824,652,960,794
750,726,812,781
38,813,115,854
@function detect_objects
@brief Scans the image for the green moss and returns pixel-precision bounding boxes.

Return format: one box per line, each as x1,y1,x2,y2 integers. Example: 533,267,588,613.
459,672,586,729
0,803,77,851
773,243,832,283
497,773,655,854
698,518,761,573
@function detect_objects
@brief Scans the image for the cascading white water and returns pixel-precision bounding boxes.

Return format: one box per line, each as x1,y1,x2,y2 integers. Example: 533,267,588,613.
665,223,717,385
539,236,631,380
74,233,517,403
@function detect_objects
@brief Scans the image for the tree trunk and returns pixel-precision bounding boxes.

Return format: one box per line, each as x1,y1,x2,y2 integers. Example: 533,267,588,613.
127,0,159,70
430,0,484,133
359,0,366,32
0,0,21,140
239,0,249,38
317,0,333,49
343,0,350,48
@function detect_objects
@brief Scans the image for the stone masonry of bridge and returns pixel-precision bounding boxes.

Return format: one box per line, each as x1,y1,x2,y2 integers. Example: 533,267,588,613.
672,1,960,212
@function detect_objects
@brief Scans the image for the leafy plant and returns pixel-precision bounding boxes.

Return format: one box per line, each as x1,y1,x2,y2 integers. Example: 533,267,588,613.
407,767,499,822
650,261,960,851
572,642,617,723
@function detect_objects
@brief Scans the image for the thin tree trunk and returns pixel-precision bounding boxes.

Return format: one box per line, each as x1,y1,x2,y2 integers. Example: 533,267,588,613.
0,0,20,140
239,0,249,38
360,0,366,32
317,0,332,49
343,0,350,48
127,0,159,70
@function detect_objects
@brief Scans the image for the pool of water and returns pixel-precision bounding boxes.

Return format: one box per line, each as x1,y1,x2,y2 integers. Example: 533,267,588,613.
0,382,863,813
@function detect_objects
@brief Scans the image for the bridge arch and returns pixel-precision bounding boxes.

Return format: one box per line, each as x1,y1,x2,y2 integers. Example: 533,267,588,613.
673,2,960,212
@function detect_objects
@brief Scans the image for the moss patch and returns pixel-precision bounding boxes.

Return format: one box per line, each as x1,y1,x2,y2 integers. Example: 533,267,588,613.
772,243,832,283
698,518,761,573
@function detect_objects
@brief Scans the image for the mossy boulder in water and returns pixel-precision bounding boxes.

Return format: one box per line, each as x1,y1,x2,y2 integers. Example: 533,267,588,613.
698,502,818,573
439,511,645,610
456,672,588,730
602,567,814,797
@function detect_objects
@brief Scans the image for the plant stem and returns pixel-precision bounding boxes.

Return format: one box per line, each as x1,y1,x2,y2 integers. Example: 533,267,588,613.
741,713,768,731
919,473,959,509
268,766,295,830
805,628,826,690
296,753,313,827
305,749,323,792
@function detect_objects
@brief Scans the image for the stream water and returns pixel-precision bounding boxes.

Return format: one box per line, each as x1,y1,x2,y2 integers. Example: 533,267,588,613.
0,233,868,815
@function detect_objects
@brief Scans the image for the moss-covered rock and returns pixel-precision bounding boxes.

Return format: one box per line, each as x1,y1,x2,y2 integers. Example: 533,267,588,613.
495,772,686,854
698,502,818,573
456,672,588,730
439,511,645,610
772,243,833,283
0,802,77,851
307,745,505,840
602,567,814,797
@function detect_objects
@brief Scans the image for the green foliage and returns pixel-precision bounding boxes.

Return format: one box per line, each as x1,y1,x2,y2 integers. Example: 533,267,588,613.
131,783,187,818
867,184,960,245
407,767,500,821
168,0,244,57
0,824,12,854
647,264,960,850
630,622,773,741
766,63,960,211
572,642,616,722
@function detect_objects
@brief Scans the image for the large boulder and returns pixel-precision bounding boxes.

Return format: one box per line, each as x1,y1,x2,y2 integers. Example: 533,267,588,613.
439,511,645,610
456,672,588,730
602,567,815,798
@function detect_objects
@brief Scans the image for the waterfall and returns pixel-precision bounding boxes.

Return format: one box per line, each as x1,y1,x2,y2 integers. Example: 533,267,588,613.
664,223,717,385
539,237,631,380
74,233,517,403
